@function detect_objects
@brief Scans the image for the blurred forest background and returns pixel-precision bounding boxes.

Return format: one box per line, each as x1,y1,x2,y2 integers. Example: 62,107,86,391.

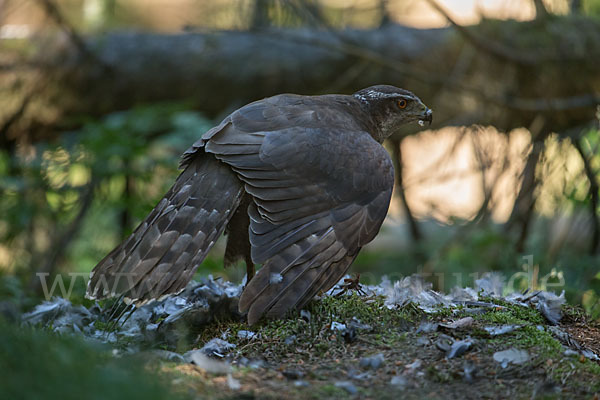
0,0,599,318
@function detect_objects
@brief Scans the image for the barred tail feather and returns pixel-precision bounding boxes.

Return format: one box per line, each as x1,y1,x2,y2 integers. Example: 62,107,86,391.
86,153,244,303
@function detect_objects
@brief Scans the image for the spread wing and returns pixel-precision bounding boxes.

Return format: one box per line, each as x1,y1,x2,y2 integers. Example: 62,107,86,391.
202,96,394,324
86,154,244,303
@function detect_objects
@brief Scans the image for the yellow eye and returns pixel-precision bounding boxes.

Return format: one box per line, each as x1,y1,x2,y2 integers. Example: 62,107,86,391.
397,99,407,109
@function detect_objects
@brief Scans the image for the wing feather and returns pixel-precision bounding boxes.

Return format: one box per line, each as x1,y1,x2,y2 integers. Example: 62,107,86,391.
295,253,358,310
244,228,339,323
202,95,394,324
86,153,243,302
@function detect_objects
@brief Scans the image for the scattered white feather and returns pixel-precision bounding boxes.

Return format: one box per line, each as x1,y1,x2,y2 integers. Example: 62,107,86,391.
237,330,256,340
475,272,506,296
269,273,283,284
227,374,241,390
330,321,346,331
493,348,529,368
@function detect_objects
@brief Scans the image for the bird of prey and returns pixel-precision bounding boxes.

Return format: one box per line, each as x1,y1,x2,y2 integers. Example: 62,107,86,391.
86,85,432,325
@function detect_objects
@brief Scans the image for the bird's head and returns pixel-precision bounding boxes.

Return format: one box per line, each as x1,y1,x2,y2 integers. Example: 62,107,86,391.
353,85,432,141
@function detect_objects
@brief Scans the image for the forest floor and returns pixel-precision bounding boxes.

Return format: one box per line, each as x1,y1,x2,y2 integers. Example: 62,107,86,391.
157,294,600,400
4,277,600,400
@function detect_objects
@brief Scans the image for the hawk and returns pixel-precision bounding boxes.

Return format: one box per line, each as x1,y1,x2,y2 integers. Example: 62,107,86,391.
86,85,432,325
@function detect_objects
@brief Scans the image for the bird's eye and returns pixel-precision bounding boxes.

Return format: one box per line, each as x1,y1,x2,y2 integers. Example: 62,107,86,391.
397,99,407,109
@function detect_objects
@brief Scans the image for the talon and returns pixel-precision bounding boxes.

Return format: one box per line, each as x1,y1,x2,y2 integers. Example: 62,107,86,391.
333,273,365,297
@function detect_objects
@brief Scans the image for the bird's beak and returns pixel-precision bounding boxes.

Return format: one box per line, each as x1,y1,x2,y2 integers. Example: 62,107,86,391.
418,107,433,126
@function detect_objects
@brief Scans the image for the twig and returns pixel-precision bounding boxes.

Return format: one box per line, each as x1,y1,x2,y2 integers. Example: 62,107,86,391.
570,0,583,13
120,159,134,239
37,0,90,57
508,94,600,112
36,0,111,72
469,127,507,224
403,127,469,188
270,29,600,112
424,0,540,66
391,138,422,244
533,0,549,20
30,178,98,293
0,61,41,72
504,131,549,252
573,138,600,254
420,131,510,272
0,91,34,151
267,29,430,82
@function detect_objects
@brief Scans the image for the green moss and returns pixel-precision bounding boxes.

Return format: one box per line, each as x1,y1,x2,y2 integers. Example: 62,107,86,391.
196,320,247,347
477,310,531,325
426,365,453,383
505,326,562,354
181,294,424,363
428,308,451,319
545,350,600,393
484,324,600,392
252,294,421,343
469,327,493,338
318,294,421,324
476,297,545,325
92,320,114,332
318,384,351,398
154,291,598,398
256,313,306,340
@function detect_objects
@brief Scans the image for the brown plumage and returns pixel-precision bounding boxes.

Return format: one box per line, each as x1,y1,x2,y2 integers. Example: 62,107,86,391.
86,85,432,325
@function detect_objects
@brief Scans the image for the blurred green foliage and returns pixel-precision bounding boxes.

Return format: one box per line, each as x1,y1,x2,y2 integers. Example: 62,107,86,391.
584,0,600,16
0,318,189,400
0,103,224,283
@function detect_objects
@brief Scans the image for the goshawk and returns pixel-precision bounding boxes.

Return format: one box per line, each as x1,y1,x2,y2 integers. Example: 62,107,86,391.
86,85,432,324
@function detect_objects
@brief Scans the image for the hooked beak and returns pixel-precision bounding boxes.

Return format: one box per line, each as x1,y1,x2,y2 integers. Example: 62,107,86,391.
418,108,433,126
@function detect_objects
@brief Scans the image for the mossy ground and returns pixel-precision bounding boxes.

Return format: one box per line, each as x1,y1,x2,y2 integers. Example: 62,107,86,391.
4,293,598,399
161,294,600,399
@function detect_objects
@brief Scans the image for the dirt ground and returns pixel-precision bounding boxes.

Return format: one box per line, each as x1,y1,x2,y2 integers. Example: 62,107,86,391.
157,294,600,400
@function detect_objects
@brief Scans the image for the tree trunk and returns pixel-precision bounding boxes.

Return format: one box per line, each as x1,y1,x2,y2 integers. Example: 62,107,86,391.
2,16,599,143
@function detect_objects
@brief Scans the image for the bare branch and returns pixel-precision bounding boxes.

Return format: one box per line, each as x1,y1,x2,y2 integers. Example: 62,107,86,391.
508,94,600,112
30,178,97,293
504,131,549,252
573,138,600,254
391,138,422,244
35,0,111,71
470,127,506,224
570,0,583,13
533,0,550,19
3,22,597,140
279,28,600,113
425,0,542,66
0,89,35,150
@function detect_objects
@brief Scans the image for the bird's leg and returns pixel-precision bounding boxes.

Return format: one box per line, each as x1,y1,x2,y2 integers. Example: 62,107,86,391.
244,254,255,283
334,273,364,297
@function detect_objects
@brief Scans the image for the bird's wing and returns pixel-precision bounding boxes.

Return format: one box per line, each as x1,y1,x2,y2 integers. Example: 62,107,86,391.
86,153,244,303
204,97,394,324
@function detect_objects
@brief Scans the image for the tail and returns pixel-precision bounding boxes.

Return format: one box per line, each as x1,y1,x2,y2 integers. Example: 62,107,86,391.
86,153,244,303
238,211,359,325
239,250,357,325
